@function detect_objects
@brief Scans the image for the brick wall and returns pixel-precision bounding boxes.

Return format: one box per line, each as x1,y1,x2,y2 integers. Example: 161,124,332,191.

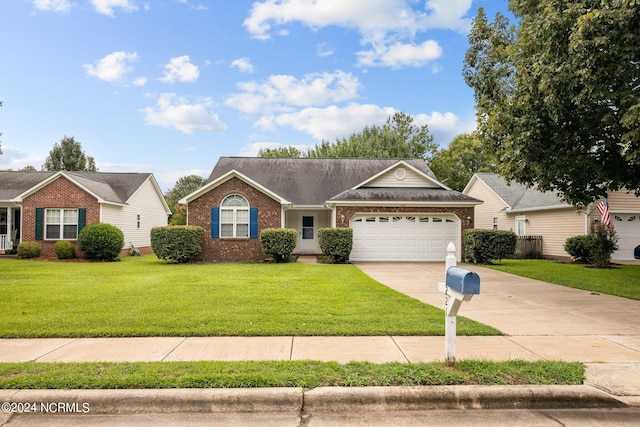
22,176,100,258
187,177,282,262
335,205,475,256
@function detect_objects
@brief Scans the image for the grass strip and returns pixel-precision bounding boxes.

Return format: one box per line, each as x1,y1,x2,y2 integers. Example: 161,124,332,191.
0,361,584,389
487,259,640,300
0,256,499,337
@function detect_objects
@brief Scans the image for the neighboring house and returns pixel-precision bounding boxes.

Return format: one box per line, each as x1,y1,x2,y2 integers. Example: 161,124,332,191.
463,173,640,261
0,171,171,257
179,157,481,262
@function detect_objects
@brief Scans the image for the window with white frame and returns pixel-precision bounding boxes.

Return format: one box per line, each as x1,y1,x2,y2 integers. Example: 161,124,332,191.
45,209,79,240
492,217,498,230
220,195,249,238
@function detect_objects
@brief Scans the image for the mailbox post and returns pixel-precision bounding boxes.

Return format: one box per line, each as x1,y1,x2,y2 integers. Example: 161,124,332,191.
438,243,480,365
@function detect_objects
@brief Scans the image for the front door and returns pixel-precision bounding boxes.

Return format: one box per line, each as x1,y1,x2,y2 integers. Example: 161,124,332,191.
299,214,317,252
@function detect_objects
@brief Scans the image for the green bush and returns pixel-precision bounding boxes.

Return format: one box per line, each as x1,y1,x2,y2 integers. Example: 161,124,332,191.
586,223,619,268
260,228,297,263
463,229,516,264
318,228,353,264
564,235,593,263
17,242,41,259
78,223,125,261
54,240,76,259
151,226,204,263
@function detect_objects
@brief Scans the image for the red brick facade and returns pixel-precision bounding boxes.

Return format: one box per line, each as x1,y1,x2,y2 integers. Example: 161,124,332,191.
22,176,100,258
187,177,282,262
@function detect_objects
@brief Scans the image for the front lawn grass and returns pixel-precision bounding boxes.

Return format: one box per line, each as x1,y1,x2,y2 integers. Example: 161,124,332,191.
0,256,499,337
487,259,640,300
0,360,583,389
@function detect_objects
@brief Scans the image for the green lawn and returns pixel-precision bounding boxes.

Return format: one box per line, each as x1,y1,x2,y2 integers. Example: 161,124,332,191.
0,360,583,389
0,256,499,338
487,259,640,300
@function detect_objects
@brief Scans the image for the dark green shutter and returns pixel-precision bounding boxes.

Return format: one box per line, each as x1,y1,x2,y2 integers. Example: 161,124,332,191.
35,208,44,240
78,208,87,235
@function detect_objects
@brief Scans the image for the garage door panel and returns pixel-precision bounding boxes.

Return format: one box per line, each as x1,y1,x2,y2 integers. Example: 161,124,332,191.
350,214,458,262
612,214,640,260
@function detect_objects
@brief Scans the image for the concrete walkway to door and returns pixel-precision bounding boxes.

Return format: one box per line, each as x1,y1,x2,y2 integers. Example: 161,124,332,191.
355,262,640,405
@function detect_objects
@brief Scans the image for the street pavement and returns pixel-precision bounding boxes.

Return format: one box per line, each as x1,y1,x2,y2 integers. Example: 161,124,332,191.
1,259,640,425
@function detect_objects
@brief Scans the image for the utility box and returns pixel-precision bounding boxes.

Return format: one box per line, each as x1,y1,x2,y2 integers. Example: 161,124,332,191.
445,266,480,295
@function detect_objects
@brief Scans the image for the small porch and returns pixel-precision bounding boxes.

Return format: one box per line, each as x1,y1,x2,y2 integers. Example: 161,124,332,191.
285,208,332,255
0,206,21,253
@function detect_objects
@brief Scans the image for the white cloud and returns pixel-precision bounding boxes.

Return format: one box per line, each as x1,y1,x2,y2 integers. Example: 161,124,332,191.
243,0,472,69
160,56,200,83
83,51,139,82
0,145,44,171
133,77,147,86
316,42,335,58
256,103,396,141
230,57,254,74
225,70,360,114
32,0,72,12
91,0,138,16
414,111,461,132
140,93,228,134
357,39,442,68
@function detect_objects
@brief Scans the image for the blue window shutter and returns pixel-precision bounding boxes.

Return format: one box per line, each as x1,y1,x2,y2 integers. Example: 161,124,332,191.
250,208,258,239
35,208,44,241
78,208,87,235
211,207,220,238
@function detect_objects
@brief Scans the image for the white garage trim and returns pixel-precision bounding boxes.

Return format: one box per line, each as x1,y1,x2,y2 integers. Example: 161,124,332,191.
349,213,461,262
611,213,640,260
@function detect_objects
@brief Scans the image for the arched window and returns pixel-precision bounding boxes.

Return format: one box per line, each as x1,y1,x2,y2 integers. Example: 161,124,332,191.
220,194,249,238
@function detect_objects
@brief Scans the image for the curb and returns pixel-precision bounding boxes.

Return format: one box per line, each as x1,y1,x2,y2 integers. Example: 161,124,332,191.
0,385,627,416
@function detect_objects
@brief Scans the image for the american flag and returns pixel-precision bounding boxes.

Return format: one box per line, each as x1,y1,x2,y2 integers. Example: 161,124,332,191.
597,198,611,227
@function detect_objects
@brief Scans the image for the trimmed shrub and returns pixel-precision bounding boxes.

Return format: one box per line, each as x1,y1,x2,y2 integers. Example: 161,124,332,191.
151,226,205,263
463,229,516,264
78,223,125,261
586,223,619,268
54,240,76,259
318,228,353,264
17,242,41,259
564,235,593,263
260,228,297,263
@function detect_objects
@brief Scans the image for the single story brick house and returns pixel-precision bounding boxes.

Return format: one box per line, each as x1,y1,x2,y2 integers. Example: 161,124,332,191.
463,173,640,261
179,157,481,262
0,171,171,257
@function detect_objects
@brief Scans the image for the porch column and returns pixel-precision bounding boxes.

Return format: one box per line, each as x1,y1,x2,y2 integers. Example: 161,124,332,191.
7,207,13,248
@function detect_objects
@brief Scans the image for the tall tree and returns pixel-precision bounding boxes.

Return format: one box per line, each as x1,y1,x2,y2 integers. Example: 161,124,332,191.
257,146,303,158
43,136,97,172
429,133,497,191
164,174,207,225
464,3,640,206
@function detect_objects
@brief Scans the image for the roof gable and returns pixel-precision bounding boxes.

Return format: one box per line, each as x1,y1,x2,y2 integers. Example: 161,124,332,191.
0,171,157,206
354,160,446,190
203,157,441,206
468,173,568,211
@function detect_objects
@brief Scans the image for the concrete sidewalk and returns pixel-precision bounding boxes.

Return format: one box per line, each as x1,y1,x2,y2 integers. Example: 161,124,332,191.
1,261,639,411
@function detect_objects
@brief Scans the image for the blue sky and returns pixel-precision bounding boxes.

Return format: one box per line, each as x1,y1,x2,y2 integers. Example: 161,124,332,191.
0,0,510,191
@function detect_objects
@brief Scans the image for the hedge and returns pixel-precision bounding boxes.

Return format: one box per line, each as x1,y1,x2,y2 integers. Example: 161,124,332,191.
260,228,297,263
17,242,41,259
78,223,125,261
151,226,205,263
318,228,353,264
463,229,516,264
54,240,76,259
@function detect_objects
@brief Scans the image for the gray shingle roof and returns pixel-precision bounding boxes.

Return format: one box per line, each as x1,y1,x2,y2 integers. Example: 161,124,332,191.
207,157,474,205
329,188,480,203
0,171,152,204
474,173,568,210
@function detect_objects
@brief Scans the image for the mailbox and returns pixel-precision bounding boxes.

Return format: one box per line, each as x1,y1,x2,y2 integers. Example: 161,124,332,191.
445,267,480,295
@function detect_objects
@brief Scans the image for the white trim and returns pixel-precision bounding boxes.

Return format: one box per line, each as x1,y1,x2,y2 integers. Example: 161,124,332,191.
179,169,290,205
507,204,574,214
326,200,480,208
350,160,451,191
463,174,511,208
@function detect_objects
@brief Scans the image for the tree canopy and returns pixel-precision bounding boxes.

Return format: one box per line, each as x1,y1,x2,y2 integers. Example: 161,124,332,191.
164,174,207,225
43,136,97,172
464,2,640,206
258,112,437,160
429,133,497,191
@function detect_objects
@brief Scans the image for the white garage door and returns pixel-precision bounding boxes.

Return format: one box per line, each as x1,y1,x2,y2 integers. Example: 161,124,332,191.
350,214,458,262
612,214,640,260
